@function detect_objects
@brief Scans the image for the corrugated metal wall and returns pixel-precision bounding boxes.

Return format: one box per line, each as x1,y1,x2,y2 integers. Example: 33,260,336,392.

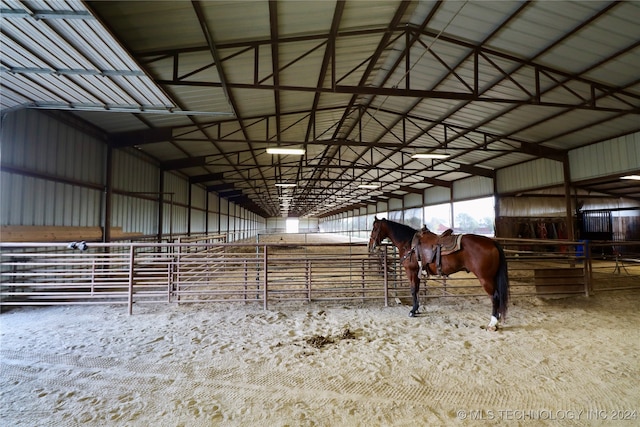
1,109,266,238
388,198,403,211
190,185,207,233
454,176,494,200
424,186,450,205
570,132,640,181
403,192,423,208
163,172,189,235
1,110,104,184
112,149,159,235
1,109,104,227
112,149,157,193
497,158,564,194
267,217,285,231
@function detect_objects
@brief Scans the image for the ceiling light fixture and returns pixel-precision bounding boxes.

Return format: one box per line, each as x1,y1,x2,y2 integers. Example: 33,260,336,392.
620,175,640,180
267,147,305,155
411,153,450,159
358,183,380,189
275,183,297,187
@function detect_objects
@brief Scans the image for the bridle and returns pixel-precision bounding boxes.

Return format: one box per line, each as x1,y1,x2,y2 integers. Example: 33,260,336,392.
369,224,382,251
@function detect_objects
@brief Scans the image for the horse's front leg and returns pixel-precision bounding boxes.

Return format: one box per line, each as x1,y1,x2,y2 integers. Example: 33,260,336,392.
408,268,420,317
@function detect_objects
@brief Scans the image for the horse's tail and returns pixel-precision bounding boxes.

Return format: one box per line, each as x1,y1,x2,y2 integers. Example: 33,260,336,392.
494,242,510,320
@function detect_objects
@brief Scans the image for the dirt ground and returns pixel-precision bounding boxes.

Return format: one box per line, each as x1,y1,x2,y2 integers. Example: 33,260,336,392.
1,287,638,426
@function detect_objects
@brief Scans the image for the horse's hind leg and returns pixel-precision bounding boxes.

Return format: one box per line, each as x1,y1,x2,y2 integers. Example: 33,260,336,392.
481,279,500,331
488,302,500,331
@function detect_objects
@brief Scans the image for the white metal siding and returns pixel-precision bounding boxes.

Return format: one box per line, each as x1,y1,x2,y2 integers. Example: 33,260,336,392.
1,109,104,227
112,149,158,193
499,196,568,217
0,109,267,236
569,132,640,181
424,186,451,205
112,194,157,236
388,197,403,211
497,158,564,193
299,218,319,232
267,217,286,232
0,172,102,226
163,173,189,206
208,193,220,212
191,185,206,210
403,192,423,208
165,204,187,236
189,185,207,233
2,109,104,182
110,149,160,235
208,211,219,233
453,176,494,200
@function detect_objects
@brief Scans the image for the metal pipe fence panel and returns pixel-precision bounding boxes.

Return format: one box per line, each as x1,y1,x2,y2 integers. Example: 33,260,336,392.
1,249,131,305
2,237,638,313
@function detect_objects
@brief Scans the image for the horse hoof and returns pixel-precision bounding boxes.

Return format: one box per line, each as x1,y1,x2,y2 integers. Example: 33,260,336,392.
409,311,417,317
487,316,499,331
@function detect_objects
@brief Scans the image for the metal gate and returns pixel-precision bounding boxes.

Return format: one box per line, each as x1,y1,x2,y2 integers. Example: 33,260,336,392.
579,209,613,241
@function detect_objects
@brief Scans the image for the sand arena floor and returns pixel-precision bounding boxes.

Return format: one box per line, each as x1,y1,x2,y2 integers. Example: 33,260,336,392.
1,286,638,426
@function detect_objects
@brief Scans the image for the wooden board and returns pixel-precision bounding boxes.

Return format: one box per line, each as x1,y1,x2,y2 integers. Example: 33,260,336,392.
0,226,142,242
534,268,585,296
0,226,103,242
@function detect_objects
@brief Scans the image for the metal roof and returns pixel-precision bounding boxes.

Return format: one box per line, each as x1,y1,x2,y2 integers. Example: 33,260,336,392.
1,0,639,217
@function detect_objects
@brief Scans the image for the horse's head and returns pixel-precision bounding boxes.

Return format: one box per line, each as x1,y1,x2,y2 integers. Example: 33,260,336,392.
368,216,386,252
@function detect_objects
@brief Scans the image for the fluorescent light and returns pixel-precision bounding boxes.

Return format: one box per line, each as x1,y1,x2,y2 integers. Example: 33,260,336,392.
267,147,305,155
275,183,297,187
620,175,640,181
358,183,380,189
411,153,449,159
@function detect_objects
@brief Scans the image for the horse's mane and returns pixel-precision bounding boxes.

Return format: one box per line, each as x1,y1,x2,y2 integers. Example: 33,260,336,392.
383,219,417,243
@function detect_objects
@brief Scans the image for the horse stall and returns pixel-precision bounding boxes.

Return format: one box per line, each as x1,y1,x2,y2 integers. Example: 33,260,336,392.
1,233,639,425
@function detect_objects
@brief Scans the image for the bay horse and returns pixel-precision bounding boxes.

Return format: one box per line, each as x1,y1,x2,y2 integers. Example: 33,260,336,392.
368,217,510,330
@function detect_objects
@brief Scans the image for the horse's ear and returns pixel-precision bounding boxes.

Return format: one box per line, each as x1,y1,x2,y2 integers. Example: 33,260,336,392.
374,216,378,220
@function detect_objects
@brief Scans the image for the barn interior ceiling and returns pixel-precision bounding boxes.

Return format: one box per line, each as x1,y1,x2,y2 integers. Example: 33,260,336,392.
1,0,639,217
